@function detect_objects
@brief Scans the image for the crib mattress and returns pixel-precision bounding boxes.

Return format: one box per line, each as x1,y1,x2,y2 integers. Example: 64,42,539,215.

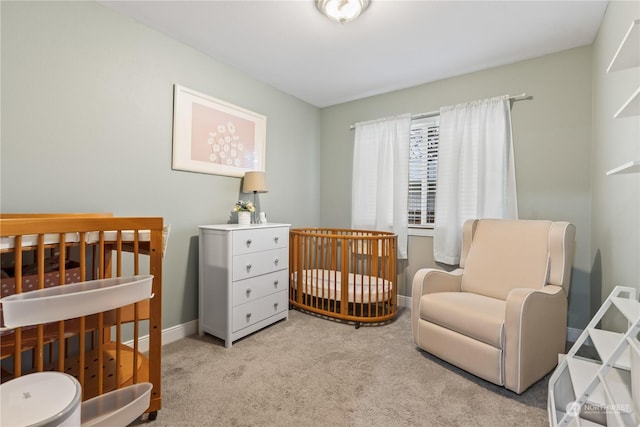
292,269,392,304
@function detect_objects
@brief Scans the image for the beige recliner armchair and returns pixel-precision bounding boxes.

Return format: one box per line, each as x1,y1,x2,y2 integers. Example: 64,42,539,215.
412,219,575,394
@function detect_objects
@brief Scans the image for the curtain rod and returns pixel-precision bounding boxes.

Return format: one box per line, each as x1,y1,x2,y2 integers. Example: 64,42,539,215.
349,93,533,130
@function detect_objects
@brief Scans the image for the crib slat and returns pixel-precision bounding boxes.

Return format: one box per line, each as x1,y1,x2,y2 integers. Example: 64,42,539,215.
57,235,66,372
35,234,45,372
97,312,104,394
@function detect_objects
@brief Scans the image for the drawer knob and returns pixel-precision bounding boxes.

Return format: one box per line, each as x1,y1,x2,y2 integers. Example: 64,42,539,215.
274,302,278,310
246,313,252,320
274,236,279,243
246,264,252,272
274,280,279,288
246,288,252,296
274,258,279,265
246,239,252,247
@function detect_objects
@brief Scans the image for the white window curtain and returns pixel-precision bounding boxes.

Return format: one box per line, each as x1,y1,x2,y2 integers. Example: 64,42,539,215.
352,114,411,259
434,95,518,265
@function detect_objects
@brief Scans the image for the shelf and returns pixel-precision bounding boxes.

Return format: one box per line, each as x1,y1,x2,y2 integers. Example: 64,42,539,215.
614,87,640,118
612,296,640,321
81,382,152,427
589,328,631,369
567,357,606,406
0,275,153,328
607,19,640,72
607,160,640,176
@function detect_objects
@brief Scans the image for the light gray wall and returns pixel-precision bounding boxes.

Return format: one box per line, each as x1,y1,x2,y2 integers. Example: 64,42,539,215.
590,1,640,323
319,47,594,329
1,1,321,329
3,1,637,335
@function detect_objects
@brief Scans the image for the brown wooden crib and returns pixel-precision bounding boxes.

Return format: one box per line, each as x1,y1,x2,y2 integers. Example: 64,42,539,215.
289,228,397,326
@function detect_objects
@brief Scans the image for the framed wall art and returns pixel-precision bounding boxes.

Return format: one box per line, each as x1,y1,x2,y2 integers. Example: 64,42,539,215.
172,84,266,177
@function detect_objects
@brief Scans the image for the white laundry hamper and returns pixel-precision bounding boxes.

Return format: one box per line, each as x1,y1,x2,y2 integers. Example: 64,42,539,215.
0,275,154,427
1,372,81,427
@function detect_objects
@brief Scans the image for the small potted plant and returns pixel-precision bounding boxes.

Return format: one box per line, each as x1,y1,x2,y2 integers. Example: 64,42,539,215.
234,200,255,226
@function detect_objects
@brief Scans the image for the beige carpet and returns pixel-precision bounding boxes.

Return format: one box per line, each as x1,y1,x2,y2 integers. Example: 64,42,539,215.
140,307,548,426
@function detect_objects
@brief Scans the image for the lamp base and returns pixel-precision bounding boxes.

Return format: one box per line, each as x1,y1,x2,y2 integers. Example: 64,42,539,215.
252,191,258,224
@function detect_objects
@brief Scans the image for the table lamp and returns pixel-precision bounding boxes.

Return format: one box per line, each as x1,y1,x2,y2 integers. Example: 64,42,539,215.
242,171,268,223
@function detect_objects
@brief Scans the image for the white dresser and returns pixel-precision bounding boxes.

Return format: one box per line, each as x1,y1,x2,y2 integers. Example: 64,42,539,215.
198,223,290,348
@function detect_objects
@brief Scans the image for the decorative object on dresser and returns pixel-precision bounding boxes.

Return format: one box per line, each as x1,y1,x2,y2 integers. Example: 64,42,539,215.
233,200,255,226
198,223,290,348
242,170,268,223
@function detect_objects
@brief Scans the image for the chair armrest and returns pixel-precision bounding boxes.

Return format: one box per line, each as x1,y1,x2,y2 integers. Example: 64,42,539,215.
504,285,567,393
412,268,463,295
411,268,463,341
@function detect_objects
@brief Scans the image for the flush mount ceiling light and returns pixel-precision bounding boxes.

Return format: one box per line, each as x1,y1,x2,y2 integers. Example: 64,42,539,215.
316,0,370,24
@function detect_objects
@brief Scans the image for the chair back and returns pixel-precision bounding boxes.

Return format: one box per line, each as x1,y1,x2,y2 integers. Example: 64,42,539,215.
460,219,575,300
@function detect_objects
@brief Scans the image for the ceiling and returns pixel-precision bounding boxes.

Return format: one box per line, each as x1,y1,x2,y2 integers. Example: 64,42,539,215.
98,0,608,108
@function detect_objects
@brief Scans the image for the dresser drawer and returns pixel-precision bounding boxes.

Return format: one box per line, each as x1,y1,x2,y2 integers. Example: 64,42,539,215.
232,291,288,333
232,227,288,255
232,247,288,281
232,270,287,307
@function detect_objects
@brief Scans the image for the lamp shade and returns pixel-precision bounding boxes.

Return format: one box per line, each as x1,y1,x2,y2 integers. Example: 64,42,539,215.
243,171,268,193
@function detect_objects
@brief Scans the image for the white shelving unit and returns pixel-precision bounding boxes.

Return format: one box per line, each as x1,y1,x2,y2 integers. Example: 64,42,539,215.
606,18,640,177
548,286,640,426
607,19,639,72
606,160,640,176
614,87,640,119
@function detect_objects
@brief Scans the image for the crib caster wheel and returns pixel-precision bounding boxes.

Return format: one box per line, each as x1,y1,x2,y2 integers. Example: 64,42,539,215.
355,322,361,329
148,411,158,421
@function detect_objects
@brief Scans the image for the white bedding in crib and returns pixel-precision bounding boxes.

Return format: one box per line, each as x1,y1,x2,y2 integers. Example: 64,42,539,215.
0,231,149,250
1,226,170,257
292,269,392,304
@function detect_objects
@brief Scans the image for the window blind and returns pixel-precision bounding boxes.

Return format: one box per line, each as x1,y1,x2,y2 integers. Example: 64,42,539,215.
408,118,439,227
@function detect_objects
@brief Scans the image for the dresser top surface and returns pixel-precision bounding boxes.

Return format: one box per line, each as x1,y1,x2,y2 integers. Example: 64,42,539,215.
198,223,291,231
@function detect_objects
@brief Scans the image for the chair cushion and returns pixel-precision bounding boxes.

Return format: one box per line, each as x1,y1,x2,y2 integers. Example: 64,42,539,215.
419,291,506,348
461,219,551,300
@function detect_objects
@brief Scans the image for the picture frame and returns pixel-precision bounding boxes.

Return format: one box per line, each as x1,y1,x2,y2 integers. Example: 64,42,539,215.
172,84,266,177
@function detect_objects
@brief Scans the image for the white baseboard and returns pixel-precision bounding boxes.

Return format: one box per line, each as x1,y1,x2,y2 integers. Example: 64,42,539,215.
125,319,198,353
398,294,411,308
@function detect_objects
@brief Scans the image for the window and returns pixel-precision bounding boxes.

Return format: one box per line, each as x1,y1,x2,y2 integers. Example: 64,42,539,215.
408,117,439,228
